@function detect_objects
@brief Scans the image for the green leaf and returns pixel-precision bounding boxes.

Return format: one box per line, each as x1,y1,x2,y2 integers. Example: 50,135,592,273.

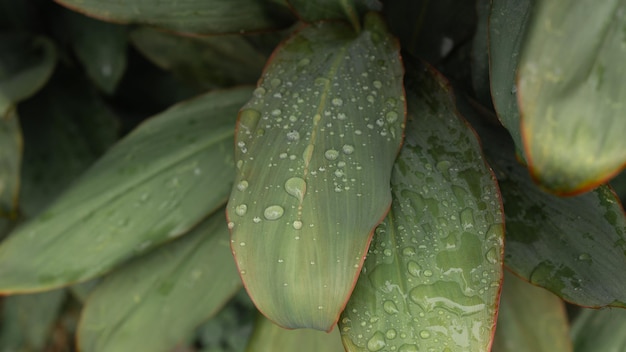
286,0,381,32
0,111,21,218
227,13,405,331
245,315,344,352
0,32,56,117
0,289,66,351
18,68,118,218
571,308,626,351
0,87,252,294
339,61,503,352
471,0,493,108
518,0,626,193
56,8,128,94
458,95,626,309
130,27,268,90
78,210,241,352
488,0,531,156
54,0,292,35
492,271,571,352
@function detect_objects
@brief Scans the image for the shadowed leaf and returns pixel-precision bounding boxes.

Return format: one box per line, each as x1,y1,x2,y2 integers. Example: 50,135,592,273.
0,111,21,218
571,308,626,351
287,0,381,31
227,13,405,331
340,61,503,352
0,87,252,294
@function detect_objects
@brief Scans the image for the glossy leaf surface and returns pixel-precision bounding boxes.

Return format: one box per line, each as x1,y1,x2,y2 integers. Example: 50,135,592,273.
78,210,241,352
488,0,531,154
518,0,626,193
227,13,405,331
0,111,21,218
246,316,344,352
130,27,268,90
0,87,251,293
339,62,503,351
492,271,571,352
54,0,291,35
0,32,56,116
460,96,626,308
571,308,626,351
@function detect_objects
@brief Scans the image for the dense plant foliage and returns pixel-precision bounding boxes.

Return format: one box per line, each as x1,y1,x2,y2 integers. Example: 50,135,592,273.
1,0,626,351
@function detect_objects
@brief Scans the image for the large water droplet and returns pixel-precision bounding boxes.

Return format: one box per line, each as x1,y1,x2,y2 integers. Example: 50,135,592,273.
398,344,418,352
253,87,266,98
239,109,261,131
293,220,303,230
385,329,396,340
409,281,485,316
383,300,399,314
485,247,499,264
325,149,339,160
373,80,382,89
264,205,284,220
285,177,306,202
366,331,386,351
407,261,421,277
237,180,249,191
235,204,247,216
286,130,300,141
385,111,398,123
270,78,282,88
332,97,344,106
342,144,355,155
419,330,431,339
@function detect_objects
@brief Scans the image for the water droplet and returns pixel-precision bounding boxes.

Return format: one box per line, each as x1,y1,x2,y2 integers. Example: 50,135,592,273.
460,208,475,230
271,108,282,116
485,247,499,264
385,111,398,123
366,331,386,351
423,269,433,277
578,253,592,262
325,149,339,160
298,58,310,67
239,109,261,131
237,180,249,191
286,130,300,141
402,247,416,256
436,160,452,180
303,145,315,165
239,242,246,246
342,144,355,155
373,80,382,89
227,222,234,229
285,177,306,202
398,344,418,352
419,330,431,339
385,329,396,340
293,220,303,229
407,261,421,277
337,112,347,120
409,281,486,316
253,87,266,98
383,248,392,256
253,217,261,223
235,204,247,216
264,205,284,220
337,161,346,168
332,97,344,106
383,300,399,314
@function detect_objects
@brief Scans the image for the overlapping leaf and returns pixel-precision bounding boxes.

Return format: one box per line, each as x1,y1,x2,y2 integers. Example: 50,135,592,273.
0,111,21,218
471,0,492,107
340,62,503,352
78,209,241,352
492,271,571,352
0,87,252,293
287,0,381,31
245,316,344,352
518,0,626,193
227,13,405,331
458,95,626,308
54,0,292,35
571,308,626,351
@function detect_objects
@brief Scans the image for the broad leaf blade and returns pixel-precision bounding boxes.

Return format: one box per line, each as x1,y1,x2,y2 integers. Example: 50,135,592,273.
518,0,626,193
571,308,626,351
0,111,21,218
0,32,56,117
0,87,252,293
340,62,503,352
78,210,241,352
227,13,405,331
54,0,292,35
492,271,571,352
245,315,344,352
459,96,626,308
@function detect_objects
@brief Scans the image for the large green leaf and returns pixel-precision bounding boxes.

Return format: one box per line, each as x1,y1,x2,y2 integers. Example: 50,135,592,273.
471,0,492,108
227,13,405,331
339,61,503,352
492,271,571,352
0,32,56,117
0,289,66,351
0,87,252,294
518,0,626,193
488,0,531,156
245,315,344,352
571,308,626,351
54,0,292,35
0,111,21,218
130,27,268,90
458,95,626,308
78,209,241,352
287,0,381,31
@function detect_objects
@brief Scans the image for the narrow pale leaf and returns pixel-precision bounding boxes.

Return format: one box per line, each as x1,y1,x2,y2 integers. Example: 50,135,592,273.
227,13,405,331
459,95,626,308
0,111,21,218
245,315,344,352
78,210,241,352
54,0,292,35
571,308,626,352
0,32,56,117
518,0,626,193
0,87,252,293
492,271,571,352
340,62,503,352
471,0,492,107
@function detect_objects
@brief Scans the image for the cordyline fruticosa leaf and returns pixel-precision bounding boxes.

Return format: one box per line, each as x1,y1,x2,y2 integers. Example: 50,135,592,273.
0,87,251,293
518,0,626,194
340,61,503,352
227,13,405,331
